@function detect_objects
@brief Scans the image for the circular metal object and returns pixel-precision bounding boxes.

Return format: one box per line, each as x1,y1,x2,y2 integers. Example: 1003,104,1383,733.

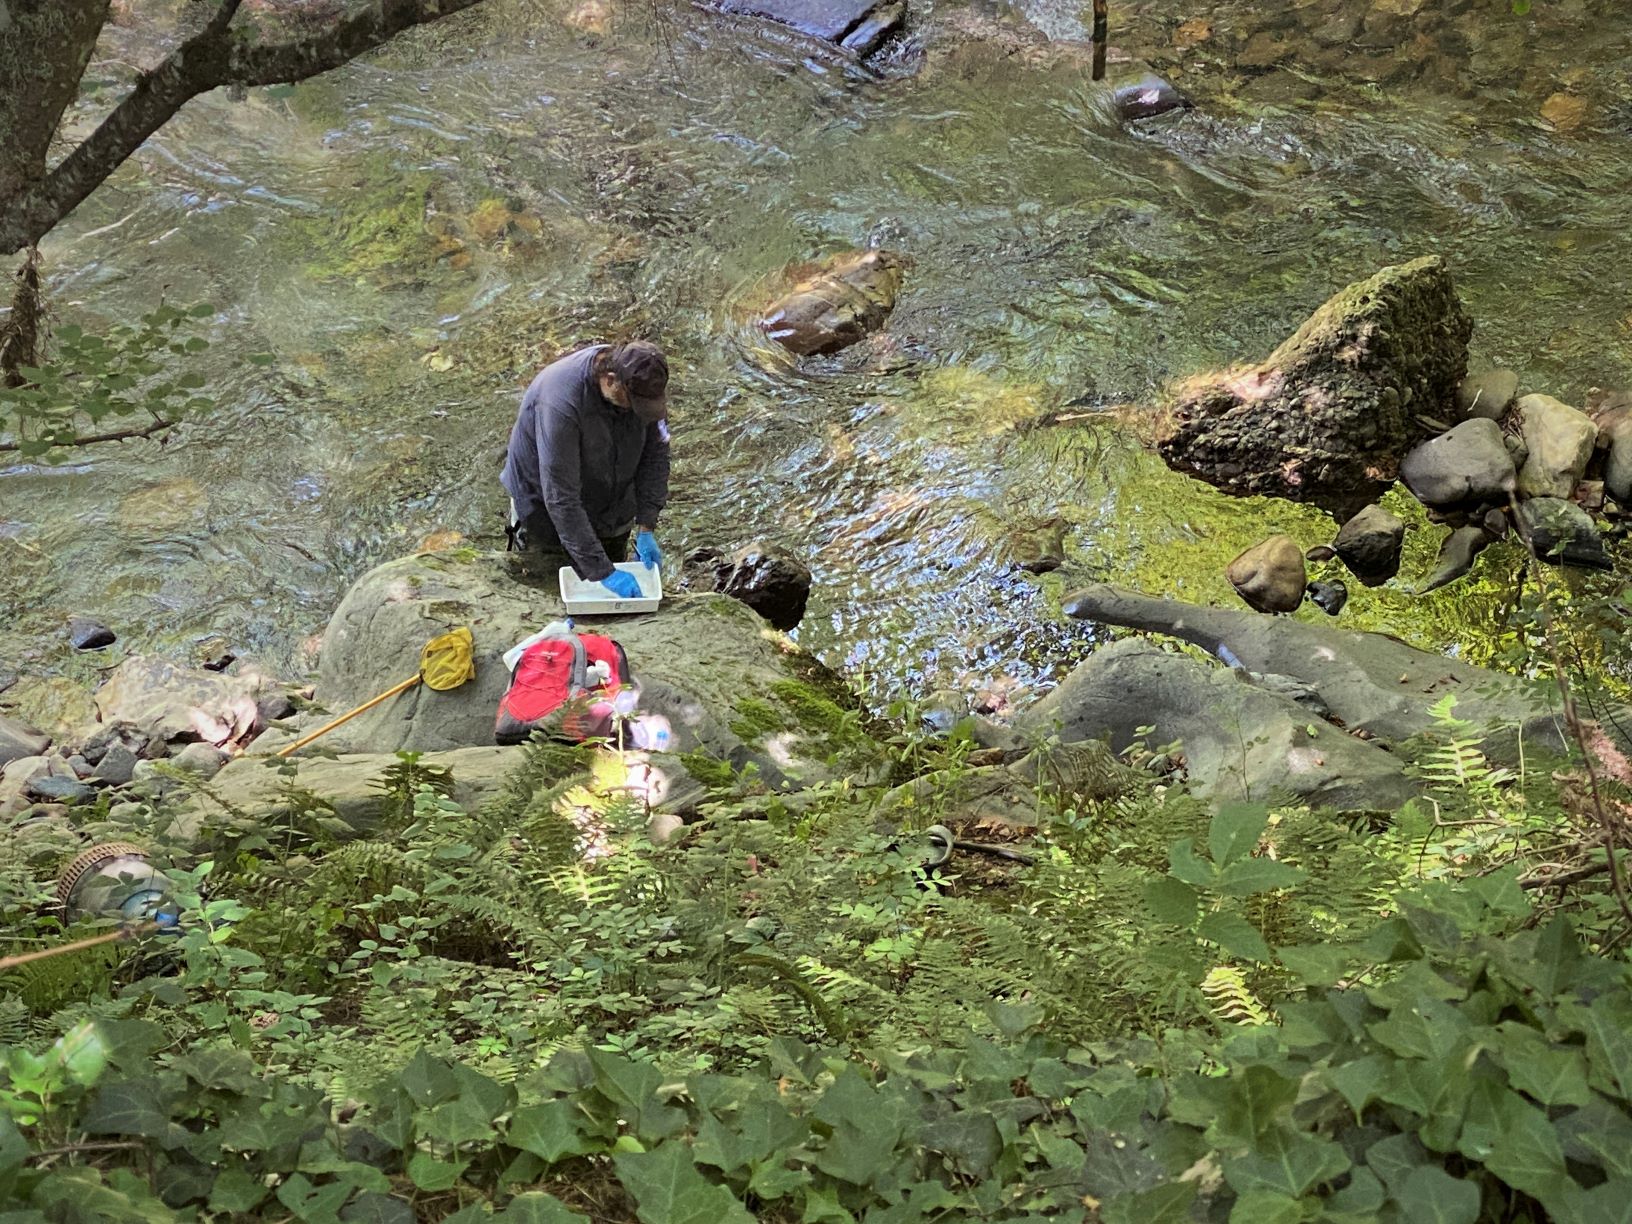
55,842,168,922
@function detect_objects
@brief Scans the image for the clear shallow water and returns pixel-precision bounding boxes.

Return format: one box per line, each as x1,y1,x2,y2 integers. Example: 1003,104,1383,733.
3,0,1630,711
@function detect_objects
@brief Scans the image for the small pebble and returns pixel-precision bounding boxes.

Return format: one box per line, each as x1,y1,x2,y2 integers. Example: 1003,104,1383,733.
1305,579,1349,616
1305,545,1337,562
69,618,116,650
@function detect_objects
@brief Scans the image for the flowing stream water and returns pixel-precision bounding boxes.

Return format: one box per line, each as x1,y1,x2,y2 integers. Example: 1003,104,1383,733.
3,0,1630,715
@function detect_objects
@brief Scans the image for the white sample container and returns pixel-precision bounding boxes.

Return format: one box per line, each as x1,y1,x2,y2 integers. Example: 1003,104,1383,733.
558,562,662,616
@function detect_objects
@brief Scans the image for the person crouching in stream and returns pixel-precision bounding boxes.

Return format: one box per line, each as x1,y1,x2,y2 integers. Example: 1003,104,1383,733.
501,340,671,595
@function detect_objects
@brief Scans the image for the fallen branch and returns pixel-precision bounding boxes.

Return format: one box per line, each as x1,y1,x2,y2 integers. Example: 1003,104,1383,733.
1519,859,1612,891
0,416,178,453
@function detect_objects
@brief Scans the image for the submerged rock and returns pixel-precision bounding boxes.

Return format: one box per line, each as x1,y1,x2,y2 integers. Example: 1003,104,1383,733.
715,0,903,54
760,249,905,357
1155,257,1473,518
1455,368,1519,421
1514,497,1612,570
1516,394,1596,499
1398,417,1515,508
1332,504,1405,586
1225,535,1307,614
1112,75,1193,120
1418,525,1493,594
1015,638,1416,812
69,618,116,650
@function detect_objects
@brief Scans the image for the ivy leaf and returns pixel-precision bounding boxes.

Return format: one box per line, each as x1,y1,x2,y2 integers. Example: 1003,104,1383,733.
406,1153,468,1192
1574,996,1632,1100
1145,876,1199,926
1223,1124,1350,1198
1213,857,1306,898
1102,1182,1196,1224
209,1167,268,1213
921,1110,1002,1178
1482,1093,1571,1206
1326,1054,1394,1116
1228,1190,1302,1224
612,1141,755,1224
1209,804,1268,867
423,1067,515,1146
1392,1166,1480,1224
1497,1026,1594,1108
508,1100,605,1163
1208,1064,1299,1146
589,1049,687,1142
277,1172,354,1223
1198,912,1273,963
172,1048,261,1095
340,1192,416,1224
496,1192,589,1222
399,1050,460,1109
80,1076,182,1141
1276,943,1353,987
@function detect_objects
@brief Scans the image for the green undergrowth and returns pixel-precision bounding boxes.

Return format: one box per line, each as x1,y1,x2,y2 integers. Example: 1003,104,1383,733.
4,690,1632,1221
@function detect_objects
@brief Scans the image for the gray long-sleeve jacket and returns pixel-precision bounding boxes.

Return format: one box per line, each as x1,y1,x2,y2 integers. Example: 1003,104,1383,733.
499,346,671,581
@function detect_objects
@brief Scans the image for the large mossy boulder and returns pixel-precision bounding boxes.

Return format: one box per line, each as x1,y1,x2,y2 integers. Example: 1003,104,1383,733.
268,551,864,791
1155,257,1473,518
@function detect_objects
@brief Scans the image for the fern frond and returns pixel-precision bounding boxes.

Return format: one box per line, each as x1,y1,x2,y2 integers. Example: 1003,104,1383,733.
1201,965,1274,1027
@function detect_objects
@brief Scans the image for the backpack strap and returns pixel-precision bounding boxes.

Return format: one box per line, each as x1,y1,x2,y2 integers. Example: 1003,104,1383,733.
566,633,590,695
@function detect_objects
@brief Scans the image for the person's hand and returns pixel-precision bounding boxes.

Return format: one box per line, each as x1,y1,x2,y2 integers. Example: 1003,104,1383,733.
635,529,662,570
602,570,643,599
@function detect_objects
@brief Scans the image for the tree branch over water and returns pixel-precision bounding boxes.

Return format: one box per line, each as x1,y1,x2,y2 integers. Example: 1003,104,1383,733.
0,0,488,257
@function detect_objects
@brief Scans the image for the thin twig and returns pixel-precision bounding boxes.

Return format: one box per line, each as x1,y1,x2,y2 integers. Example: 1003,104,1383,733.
29,1140,145,1163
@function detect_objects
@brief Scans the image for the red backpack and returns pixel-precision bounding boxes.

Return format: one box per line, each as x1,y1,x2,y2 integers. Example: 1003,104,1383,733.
495,627,635,746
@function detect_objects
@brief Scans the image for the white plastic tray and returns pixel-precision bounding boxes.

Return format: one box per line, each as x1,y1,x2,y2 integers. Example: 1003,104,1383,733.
559,562,662,615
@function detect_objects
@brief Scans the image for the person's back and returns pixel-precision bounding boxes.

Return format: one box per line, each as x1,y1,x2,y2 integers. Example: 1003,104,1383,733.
502,342,671,593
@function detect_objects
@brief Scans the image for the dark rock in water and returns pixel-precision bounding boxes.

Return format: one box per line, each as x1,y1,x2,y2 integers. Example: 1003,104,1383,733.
1226,535,1307,614
1398,417,1515,508
0,715,51,770
1455,368,1519,422
69,617,116,650
1002,518,1068,574
1515,498,1613,570
1333,504,1405,586
1605,422,1632,508
1113,75,1193,121
1516,394,1596,500
715,0,902,53
91,743,138,787
1306,579,1349,616
24,774,96,805
1482,507,1509,538
1155,258,1473,519
1305,544,1336,562
702,542,813,631
1419,526,1493,594
760,249,905,357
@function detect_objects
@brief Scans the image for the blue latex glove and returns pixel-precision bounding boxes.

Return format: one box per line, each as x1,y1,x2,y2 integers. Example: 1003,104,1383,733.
602,570,643,599
635,529,662,571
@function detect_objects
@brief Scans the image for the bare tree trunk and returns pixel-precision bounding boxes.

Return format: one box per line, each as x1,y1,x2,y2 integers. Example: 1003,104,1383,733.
0,1,112,203
0,0,488,256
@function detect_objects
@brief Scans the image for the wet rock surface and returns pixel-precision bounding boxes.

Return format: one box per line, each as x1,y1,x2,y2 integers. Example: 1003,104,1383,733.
1419,525,1494,594
0,715,50,771
93,657,277,753
68,618,116,650
1155,257,1473,518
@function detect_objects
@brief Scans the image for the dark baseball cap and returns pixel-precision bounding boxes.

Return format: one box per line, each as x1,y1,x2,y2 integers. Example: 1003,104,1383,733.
609,340,668,420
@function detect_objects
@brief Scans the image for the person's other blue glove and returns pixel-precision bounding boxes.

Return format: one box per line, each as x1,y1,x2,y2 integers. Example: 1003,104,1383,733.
602,570,643,599
635,530,662,570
